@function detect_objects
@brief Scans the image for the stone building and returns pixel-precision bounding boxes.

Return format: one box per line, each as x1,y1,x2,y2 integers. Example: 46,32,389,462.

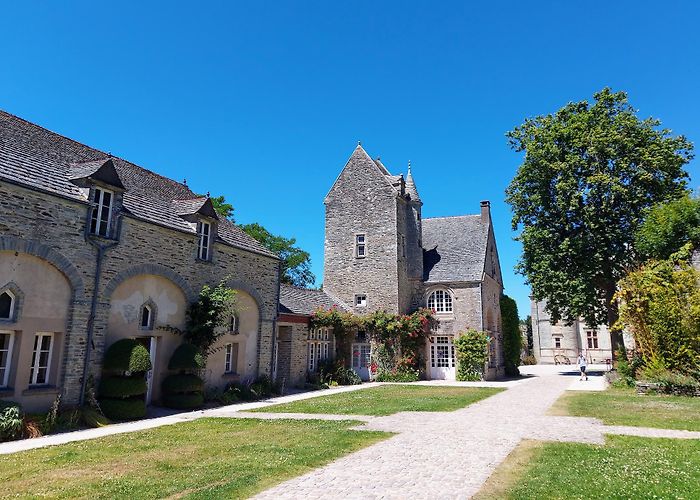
0,111,280,412
530,300,618,364
290,144,505,381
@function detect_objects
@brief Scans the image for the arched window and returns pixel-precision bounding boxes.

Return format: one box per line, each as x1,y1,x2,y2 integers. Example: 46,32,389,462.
229,314,239,334
0,291,15,320
427,289,453,313
140,304,153,330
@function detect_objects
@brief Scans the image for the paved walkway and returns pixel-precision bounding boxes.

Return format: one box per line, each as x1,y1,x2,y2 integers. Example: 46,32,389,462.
252,365,700,499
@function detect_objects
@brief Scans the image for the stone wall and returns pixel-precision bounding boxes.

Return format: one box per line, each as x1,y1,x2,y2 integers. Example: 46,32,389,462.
324,148,401,313
0,181,279,409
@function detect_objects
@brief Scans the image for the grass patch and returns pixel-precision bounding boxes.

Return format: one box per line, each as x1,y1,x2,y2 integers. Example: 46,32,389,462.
256,385,503,416
550,387,700,431
475,435,700,499
0,418,389,499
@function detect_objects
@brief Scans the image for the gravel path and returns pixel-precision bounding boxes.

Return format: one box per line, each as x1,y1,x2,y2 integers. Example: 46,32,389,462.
252,369,700,500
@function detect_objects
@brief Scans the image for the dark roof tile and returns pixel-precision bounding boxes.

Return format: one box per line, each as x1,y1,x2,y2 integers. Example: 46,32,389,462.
422,215,488,283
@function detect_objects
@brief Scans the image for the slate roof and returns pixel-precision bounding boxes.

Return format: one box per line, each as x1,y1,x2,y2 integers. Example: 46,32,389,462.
422,215,489,283
279,284,348,315
0,110,277,259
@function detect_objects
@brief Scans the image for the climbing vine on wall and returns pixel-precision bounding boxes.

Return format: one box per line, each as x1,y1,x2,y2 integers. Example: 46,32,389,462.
310,307,438,381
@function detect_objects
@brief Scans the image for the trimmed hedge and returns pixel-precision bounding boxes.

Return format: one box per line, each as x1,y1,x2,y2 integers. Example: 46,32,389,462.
162,392,204,410
168,343,205,372
99,398,146,421
162,374,204,394
99,375,147,398
103,339,152,373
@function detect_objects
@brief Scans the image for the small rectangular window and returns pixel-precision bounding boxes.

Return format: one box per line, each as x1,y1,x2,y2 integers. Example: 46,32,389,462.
355,234,366,258
224,343,238,373
587,330,599,349
0,331,15,388
400,234,406,258
355,294,367,307
554,337,562,349
30,333,53,385
90,188,113,237
197,221,211,260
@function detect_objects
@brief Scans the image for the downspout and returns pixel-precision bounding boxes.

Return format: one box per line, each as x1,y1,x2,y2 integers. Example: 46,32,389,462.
269,260,282,378
79,211,121,406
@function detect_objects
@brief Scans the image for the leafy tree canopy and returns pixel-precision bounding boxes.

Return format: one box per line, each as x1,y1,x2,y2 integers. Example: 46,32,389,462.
506,88,693,336
635,194,700,261
240,223,316,288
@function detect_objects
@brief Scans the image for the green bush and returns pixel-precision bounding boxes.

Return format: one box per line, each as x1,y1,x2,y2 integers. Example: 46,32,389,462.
317,361,362,386
103,339,152,373
162,374,204,394
99,375,147,398
168,343,205,372
374,367,419,382
162,392,204,410
454,329,490,381
99,398,147,421
646,369,700,396
500,295,522,377
521,354,537,365
0,401,23,442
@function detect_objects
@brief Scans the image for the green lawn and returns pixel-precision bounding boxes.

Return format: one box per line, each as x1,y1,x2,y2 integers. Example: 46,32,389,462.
475,436,700,500
255,385,503,416
550,387,700,431
0,418,389,499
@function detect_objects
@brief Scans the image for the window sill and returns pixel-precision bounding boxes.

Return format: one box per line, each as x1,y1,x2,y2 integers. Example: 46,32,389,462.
0,388,14,398
222,372,240,379
22,385,59,396
195,258,213,264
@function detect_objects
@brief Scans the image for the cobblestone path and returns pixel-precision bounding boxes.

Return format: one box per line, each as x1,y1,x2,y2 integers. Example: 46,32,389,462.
252,371,700,500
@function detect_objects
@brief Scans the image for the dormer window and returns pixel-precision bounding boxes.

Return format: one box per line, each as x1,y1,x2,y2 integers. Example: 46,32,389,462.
90,188,113,237
0,291,14,321
197,221,211,261
140,304,154,330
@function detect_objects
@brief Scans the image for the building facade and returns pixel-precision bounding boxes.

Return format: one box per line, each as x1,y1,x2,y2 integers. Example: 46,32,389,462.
285,144,506,381
0,111,280,412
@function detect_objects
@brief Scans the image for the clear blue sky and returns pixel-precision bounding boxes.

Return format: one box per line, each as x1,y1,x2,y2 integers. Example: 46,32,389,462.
2,1,699,318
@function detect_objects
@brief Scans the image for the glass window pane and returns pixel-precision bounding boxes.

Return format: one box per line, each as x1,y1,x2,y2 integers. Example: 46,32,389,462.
0,293,12,319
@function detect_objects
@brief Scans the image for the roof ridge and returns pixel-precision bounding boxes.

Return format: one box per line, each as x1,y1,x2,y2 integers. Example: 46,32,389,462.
423,214,481,220
0,109,192,194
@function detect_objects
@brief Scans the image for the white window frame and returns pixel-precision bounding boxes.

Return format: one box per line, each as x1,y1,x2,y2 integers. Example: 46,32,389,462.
197,221,211,260
140,305,154,330
224,343,237,373
90,187,113,237
0,331,15,388
30,332,54,386
427,289,453,314
355,294,367,308
355,233,366,258
553,336,562,349
586,330,599,349
308,327,331,372
0,290,15,321
229,314,239,334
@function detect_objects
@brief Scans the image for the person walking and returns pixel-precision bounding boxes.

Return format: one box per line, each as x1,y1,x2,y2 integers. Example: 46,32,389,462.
577,352,588,381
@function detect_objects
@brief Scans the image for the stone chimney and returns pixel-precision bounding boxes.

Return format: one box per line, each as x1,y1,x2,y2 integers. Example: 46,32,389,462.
480,200,491,224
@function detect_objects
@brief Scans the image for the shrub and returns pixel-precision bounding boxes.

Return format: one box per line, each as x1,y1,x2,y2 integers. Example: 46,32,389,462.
454,329,490,381
317,361,361,386
374,367,419,382
99,398,147,420
103,339,152,373
99,376,148,398
521,355,537,365
162,374,204,394
649,370,700,396
500,295,522,377
162,392,205,410
0,401,23,442
168,343,205,372
81,407,111,428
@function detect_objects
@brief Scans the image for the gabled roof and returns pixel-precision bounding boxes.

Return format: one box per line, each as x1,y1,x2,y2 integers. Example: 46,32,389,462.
0,110,276,259
422,215,489,283
279,284,349,316
173,197,219,221
68,158,125,190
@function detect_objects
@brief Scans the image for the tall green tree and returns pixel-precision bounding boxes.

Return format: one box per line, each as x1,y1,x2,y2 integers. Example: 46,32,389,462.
500,295,522,376
506,88,693,352
635,194,700,261
240,223,316,288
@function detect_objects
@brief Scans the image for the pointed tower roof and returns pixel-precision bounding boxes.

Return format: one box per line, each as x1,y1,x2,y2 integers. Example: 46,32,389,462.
405,161,421,203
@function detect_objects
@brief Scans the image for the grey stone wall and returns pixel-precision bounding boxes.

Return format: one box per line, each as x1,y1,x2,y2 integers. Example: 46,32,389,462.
324,147,401,314
0,181,279,407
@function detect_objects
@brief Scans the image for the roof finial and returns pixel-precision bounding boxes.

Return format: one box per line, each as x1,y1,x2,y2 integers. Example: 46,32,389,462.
206,191,210,198
408,160,411,173
358,140,361,146
183,178,187,186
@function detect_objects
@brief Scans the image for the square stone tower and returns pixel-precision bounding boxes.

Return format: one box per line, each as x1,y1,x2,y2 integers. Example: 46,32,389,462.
323,145,423,314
